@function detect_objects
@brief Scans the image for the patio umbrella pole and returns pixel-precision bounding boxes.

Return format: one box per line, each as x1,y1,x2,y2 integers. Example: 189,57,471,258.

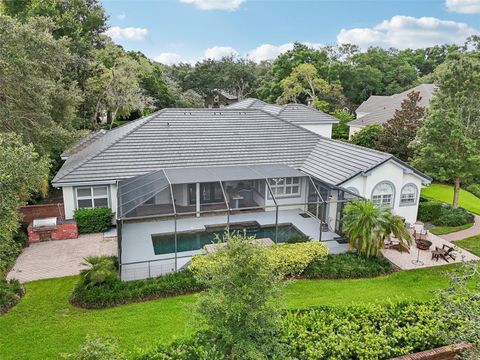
411,246,424,266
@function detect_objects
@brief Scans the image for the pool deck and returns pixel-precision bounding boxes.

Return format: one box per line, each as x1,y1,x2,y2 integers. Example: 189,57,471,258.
120,209,346,280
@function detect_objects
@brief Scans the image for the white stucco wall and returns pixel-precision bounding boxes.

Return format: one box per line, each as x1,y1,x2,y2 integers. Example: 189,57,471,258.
62,183,117,220
300,124,333,138
342,160,424,224
348,125,364,138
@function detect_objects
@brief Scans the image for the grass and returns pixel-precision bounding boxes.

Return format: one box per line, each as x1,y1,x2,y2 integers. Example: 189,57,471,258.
422,183,480,214
429,223,474,235
0,266,454,360
455,235,480,257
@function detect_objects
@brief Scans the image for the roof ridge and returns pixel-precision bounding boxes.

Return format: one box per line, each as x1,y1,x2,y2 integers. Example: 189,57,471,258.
53,110,165,183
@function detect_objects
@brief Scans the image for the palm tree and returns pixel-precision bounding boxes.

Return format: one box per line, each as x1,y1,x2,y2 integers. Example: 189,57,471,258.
342,200,411,257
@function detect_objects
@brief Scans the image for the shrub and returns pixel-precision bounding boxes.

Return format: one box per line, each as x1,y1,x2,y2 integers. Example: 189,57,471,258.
63,336,124,360
265,242,328,277
71,262,203,309
418,198,474,227
189,241,328,278
304,252,393,279
286,234,311,244
466,183,480,199
74,207,113,234
137,302,457,360
281,301,455,359
436,207,474,226
0,278,23,315
80,256,119,288
417,200,446,223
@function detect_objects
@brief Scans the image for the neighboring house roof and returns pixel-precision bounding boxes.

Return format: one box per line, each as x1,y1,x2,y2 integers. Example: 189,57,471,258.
226,98,268,109
349,84,437,127
52,108,430,187
227,99,339,125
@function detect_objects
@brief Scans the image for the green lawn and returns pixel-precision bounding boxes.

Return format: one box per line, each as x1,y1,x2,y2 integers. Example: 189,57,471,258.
0,267,453,360
421,183,480,214
455,235,480,257
429,223,474,235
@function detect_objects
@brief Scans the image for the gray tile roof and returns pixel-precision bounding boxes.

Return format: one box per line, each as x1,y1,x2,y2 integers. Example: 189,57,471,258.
53,108,429,187
349,84,436,127
226,98,267,109
228,99,339,125
275,104,339,125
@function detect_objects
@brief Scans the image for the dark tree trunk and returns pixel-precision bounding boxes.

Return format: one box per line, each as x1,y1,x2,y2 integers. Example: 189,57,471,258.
453,177,461,209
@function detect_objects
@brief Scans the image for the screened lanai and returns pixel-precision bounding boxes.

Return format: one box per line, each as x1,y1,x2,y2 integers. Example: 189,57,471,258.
117,164,361,280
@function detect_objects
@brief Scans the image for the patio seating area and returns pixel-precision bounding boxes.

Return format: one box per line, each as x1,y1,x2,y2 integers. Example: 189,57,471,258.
382,224,479,270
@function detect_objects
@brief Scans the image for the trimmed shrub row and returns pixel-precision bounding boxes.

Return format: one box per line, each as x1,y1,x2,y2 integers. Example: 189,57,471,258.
189,241,329,278
135,301,455,360
304,252,393,279
71,269,203,309
418,198,474,227
74,207,113,234
466,183,480,199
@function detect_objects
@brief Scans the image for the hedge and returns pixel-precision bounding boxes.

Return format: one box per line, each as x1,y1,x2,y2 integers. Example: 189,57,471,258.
189,241,329,278
135,301,457,360
418,198,473,227
71,268,203,309
74,207,113,234
304,252,393,279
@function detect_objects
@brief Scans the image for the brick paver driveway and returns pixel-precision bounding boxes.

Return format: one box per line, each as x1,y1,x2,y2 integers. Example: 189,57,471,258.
7,234,117,283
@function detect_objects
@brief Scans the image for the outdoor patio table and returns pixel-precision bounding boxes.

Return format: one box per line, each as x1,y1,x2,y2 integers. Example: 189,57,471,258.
431,250,443,262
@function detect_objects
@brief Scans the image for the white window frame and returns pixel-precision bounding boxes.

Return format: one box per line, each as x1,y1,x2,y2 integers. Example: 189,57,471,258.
371,181,395,208
400,183,418,206
75,186,110,209
269,177,301,198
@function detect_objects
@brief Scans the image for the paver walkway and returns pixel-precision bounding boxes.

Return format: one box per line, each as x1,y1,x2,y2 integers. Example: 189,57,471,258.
7,234,117,283
440,214,480,242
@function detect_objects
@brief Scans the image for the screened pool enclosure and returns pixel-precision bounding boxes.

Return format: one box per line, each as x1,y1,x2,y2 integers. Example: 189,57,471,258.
117,164,360,280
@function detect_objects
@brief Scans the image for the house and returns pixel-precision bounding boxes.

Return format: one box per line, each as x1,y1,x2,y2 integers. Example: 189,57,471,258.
227,98,339,138
348,84,437,138
52,105,430,280
204,89,238,108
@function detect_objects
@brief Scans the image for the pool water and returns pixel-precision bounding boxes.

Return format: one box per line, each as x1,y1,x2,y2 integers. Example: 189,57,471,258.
152,223,304,255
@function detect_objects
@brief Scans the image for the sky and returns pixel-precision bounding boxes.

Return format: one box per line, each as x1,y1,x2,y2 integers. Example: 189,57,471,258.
102,0,480,64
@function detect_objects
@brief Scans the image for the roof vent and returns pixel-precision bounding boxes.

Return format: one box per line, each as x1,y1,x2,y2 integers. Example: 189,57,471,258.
183,111,192,115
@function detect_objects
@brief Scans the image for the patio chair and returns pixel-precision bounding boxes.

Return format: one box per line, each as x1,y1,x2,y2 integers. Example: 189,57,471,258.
431,244,456,263
384,237,410,253
413,230,428,242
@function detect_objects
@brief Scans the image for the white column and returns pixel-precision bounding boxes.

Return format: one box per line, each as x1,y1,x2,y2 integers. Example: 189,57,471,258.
196,183,200,217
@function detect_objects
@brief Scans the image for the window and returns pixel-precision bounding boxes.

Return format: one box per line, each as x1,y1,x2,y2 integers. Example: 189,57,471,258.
400,184,418,206
269,177,301,198
371,181,395,208
76,186,109,209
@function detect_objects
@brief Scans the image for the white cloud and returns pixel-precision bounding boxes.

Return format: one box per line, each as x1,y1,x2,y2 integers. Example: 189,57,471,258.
178,0,245,11
204,46,239,59
446,0,480,13
337,15,478,49
247,42,323,62
105,26,149,42
154,53,184,65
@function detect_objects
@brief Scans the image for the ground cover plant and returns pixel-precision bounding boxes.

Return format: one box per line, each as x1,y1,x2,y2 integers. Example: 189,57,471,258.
0,266,454,359
304,252,393,279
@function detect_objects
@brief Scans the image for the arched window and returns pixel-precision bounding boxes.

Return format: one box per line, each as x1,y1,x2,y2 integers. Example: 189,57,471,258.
371,181,395,208
400,183,418,206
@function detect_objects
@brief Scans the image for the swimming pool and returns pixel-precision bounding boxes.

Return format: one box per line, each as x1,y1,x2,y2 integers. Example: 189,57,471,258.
151,222,305,255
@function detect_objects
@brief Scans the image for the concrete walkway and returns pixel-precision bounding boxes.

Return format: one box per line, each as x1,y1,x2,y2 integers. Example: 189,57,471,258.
440,215,480,242
7,234,117,283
